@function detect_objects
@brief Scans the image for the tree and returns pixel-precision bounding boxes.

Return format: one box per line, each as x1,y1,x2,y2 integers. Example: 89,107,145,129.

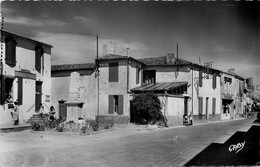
132,93,166,126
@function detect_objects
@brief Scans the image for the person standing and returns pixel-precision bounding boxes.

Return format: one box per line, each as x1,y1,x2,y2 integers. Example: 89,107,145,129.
13,101,19,125
49,106,56,121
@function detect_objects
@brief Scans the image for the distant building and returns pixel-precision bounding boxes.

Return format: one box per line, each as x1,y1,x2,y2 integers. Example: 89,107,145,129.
0,30,52,126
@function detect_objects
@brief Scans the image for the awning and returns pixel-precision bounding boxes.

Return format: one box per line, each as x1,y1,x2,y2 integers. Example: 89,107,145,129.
131,82,188,93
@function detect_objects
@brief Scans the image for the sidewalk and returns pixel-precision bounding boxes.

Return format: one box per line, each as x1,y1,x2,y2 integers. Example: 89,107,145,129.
0,123,31,133
0,117,257,167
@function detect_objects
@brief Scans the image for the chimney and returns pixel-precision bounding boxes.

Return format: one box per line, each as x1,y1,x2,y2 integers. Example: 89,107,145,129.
166,53,175,63
228,68,235,74
102,44,107,56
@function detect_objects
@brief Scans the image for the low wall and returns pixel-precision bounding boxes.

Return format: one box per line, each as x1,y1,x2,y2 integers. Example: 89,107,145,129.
193,114,221,124
96,115,130,125
208,114,221,122
167,116,183,126
193,115,207,124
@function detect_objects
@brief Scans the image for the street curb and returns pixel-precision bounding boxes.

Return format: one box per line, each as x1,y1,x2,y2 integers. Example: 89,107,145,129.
30,127,115,136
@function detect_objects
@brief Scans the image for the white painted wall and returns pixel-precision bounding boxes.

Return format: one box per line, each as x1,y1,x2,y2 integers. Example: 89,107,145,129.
0,34,52,126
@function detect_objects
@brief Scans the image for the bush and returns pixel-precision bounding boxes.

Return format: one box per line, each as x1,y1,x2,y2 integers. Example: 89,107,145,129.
31,121,45,131
132,93,166,126
87,119,99,131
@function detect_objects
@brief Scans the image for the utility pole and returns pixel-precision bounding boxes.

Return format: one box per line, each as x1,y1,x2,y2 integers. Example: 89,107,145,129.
0,16,4,105
191,63,193,117
96,34,99,127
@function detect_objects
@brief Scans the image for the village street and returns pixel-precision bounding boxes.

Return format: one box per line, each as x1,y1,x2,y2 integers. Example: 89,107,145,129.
0,117,259,167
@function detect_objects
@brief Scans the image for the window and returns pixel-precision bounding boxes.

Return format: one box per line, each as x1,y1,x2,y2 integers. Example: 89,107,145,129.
17,77,23,105
108,95,123,115
212,73,216,89
109,62,119,82
35,46,43,72
136,67,140,84
198,97,203,115
143,70,156,84
5,37,16,66
199,70,203,87
212,98,216,114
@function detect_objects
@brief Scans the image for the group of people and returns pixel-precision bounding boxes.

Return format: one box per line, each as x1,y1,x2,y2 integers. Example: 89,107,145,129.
183,114,193,126
39,103,56,121
9,102,56,126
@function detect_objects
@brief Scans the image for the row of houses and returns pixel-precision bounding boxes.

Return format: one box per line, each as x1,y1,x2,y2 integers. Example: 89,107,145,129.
0,30,252,126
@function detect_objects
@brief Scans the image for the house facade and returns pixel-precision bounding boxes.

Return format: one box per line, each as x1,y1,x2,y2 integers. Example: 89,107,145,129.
51,63,97,121
0,30,52,126
133,55,222,125
220,70,246,120
51,55,144,123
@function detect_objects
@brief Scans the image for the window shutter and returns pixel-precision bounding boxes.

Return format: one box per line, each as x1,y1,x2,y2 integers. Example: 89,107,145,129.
136,67,139,84
0,75,5,105
198,97,203,115
199,70,203,87
109,63,118,82
35,47,42,72
212,98,216,114
17,77,23,105
5,39,16,66
118,95,124,115
213,73,216,89
108,95,114,114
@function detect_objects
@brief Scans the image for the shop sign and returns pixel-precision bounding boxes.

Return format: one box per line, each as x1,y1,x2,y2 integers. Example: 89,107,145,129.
224,77,232,83
223,95,233,99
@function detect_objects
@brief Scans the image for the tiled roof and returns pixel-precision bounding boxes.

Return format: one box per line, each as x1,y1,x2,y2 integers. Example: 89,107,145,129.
98,54,146,65
99,54,128,60
131,82,188,92
51,63,95,71
137,56,191,66
1,30,53,48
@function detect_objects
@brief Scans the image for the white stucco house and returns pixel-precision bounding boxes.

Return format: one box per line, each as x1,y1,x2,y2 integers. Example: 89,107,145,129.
0,30,52,126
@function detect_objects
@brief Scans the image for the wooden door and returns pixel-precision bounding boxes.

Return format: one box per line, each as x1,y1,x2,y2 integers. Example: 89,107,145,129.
59,101,67,120
35,81,42,112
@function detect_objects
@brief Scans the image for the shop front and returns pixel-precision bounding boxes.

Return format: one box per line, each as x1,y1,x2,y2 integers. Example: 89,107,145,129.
221,94,234,120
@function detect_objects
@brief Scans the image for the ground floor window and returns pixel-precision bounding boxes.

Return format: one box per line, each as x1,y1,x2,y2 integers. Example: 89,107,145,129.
108,95,123,115
1,77,14,105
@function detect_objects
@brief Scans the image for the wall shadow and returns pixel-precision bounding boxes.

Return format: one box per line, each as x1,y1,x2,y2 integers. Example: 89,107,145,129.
185,125,260,166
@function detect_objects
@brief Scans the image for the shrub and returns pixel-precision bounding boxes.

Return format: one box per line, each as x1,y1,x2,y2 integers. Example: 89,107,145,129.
31,121,45,131
56,122,65,132
87,119,98,131
132,93,166,126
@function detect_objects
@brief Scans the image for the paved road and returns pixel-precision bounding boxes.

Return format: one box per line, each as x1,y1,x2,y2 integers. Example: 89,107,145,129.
0,117,258,167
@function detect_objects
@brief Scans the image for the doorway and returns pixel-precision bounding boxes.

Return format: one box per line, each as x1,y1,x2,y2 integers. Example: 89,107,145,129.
58,100,67,120
206,97,209,120
35,81,42,112
184,97,189,116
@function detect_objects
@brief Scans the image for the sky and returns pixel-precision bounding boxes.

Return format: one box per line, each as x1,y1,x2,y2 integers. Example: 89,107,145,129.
1,1,260,87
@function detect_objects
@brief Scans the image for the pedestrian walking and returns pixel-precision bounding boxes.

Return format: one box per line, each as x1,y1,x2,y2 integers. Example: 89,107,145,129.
12,101,19,125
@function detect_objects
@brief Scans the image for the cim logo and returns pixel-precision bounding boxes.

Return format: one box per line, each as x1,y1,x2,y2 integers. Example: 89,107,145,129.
228,141,246,153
